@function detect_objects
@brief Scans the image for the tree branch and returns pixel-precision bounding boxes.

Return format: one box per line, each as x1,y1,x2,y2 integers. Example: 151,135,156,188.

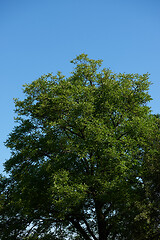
69,218,92,240
82,218,98,240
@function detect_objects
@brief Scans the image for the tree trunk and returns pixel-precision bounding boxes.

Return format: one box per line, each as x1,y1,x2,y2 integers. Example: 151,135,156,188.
95,200,108,240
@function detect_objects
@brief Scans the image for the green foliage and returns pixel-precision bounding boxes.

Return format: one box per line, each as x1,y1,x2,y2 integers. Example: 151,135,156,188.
1,54,159,239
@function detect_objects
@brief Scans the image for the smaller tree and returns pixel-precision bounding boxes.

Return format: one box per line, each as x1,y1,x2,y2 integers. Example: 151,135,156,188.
138,114,160,239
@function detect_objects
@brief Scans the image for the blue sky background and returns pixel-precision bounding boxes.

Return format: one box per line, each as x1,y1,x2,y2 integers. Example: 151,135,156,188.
0,0,160,174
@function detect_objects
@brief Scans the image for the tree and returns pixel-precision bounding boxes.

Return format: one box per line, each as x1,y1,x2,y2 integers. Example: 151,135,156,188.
1,54,159,239
138,114,160,239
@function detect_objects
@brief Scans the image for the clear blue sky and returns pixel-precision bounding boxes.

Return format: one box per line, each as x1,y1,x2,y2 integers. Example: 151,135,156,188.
1,0,160,174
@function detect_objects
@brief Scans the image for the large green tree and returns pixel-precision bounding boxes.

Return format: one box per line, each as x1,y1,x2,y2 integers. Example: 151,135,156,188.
1,54,159,239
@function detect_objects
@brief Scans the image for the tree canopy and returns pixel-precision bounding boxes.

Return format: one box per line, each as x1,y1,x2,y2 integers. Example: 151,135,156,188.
0,54,160,239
